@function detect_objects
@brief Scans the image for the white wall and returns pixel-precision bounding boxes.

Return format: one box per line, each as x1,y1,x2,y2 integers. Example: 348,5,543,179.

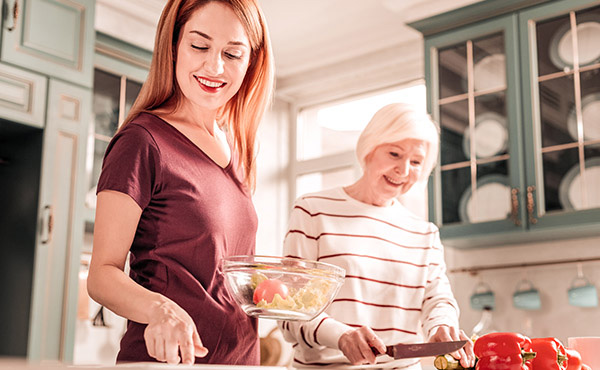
253,98,292,258
445,236,600,344
252,97,295,366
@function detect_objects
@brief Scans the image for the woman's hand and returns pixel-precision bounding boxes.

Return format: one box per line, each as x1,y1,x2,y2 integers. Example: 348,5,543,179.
429,325,475,368
338,326,386,365
144,298,208,364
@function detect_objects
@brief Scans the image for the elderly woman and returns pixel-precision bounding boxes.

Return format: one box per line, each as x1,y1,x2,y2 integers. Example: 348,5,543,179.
279,103,475,369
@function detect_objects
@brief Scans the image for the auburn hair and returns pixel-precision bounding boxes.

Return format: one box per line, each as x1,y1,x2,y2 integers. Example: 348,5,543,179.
122,0,274,190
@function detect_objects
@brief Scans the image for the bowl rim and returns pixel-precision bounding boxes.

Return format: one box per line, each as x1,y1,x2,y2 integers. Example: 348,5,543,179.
222,254,346,280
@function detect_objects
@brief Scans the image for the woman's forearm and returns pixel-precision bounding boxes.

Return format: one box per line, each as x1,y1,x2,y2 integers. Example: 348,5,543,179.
87,263,168,324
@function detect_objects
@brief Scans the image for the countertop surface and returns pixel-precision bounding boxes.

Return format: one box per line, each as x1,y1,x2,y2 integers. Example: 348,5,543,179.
0,360,286,370
0,358,438,370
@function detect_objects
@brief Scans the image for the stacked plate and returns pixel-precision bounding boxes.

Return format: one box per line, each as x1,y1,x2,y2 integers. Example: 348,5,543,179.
549,19,600,70
559,157,600,211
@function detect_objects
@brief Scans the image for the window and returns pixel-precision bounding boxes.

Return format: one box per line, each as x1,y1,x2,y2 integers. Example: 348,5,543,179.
291,82,427,203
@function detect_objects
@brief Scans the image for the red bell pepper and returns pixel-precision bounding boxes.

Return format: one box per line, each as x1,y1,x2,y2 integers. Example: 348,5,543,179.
565,348,582,370
474,332,536,370
581,365,591,370
530,338,568,370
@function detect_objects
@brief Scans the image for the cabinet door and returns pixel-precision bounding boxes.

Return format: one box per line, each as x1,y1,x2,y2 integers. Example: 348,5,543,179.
28,78,91,362
519,0,600,234
425,14,527,246
1,0,95,88
0,61,46,127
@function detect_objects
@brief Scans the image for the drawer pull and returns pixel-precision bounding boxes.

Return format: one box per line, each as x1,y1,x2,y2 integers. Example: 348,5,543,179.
41,205,53,244
5,0,19,32
526,186,538,225
511,187,521,226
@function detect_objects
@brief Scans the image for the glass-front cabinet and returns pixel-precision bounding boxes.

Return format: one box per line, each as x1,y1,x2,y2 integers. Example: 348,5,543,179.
84,68,143,223
82,34,150,227
520,1,600,228
410,0,600,247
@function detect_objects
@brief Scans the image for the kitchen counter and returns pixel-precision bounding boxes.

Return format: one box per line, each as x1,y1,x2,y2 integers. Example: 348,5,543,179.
0,360,286,370
0,358,438,370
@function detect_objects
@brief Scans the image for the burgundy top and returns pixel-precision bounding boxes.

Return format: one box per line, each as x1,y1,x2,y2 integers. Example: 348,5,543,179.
97,113,259,365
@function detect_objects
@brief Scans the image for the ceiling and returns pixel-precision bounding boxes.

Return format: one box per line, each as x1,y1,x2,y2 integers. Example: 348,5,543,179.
96,0,483,104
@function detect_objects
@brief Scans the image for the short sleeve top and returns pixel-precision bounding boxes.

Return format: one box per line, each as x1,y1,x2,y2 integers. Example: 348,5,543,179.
97,112,259,365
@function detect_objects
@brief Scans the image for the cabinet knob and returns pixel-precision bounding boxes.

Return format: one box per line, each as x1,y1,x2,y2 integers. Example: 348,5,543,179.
526,186,538,225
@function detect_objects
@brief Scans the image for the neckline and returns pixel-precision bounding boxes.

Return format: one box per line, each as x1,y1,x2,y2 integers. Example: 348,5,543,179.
148,112,233,171
339,186,398,208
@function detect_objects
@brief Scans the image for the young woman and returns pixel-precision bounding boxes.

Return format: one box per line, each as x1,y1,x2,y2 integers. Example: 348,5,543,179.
87,0,274,365
280,103,475,369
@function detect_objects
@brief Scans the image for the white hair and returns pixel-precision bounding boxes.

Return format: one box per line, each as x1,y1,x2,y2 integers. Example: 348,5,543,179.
356,103,440,182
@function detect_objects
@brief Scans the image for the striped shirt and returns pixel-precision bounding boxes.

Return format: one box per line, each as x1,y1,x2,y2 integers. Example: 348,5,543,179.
279,187,460,369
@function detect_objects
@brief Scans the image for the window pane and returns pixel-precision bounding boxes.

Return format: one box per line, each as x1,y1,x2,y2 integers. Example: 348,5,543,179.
544,147,579,213
536,14,571,76
125,79,143,117
440,100,469,165
93,69,120,137
439,43,468,99
296,85,426,160
473,33,506,92
296,167,357,199
539,75,576,148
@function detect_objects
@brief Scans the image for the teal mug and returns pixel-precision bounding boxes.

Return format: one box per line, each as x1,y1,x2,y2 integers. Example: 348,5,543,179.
568,277,598,308
470,282,495,311
513,280,541,310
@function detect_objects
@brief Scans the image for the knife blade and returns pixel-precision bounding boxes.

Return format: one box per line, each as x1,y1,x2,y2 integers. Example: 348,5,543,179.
374,340,467,359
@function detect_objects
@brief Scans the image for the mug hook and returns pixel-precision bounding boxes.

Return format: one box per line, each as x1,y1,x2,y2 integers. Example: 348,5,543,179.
577,262,584,279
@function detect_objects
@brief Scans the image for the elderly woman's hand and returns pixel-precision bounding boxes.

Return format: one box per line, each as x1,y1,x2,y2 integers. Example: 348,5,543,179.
338,326,386,365
144,297,208,364
429,325,475,368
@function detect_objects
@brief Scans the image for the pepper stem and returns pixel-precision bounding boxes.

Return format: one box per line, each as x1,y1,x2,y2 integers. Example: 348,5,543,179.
522,351,537,363
558,353,568,366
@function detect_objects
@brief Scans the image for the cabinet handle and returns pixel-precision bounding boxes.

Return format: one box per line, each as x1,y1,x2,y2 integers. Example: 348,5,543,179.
5,0,18,31
510,188,521,226
526,186,538,225
41,205,54,244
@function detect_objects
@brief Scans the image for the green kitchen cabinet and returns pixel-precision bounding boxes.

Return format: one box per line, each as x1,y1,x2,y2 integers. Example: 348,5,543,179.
0,61,47,128
1,0,95,88
409,0,600,247
28,78,91,361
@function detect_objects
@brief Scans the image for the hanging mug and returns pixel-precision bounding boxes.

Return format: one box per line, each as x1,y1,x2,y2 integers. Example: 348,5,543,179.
568,276,598,308
513,279,541,310
470,282,495,311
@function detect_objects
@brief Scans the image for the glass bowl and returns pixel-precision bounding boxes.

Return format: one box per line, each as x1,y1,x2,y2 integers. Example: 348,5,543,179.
222,255,345,321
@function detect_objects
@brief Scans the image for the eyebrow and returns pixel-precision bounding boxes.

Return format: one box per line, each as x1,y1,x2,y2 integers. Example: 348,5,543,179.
189,30,248,47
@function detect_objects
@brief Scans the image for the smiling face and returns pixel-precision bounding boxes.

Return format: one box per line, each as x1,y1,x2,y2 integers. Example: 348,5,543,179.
174,1,251,115
362,138,428,202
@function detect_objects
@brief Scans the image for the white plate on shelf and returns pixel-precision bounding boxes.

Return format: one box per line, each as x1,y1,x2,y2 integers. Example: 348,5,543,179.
559,157,600,211
567,93,600,141
462,112,508,159
459,174,512,223
473,53,506,91
549,20,600,70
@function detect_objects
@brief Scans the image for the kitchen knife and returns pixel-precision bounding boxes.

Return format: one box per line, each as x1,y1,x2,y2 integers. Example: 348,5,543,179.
373,340,468,359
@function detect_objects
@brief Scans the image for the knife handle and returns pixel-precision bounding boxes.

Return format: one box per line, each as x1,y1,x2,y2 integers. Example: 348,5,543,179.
370,345,393,357
434,354,474,370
